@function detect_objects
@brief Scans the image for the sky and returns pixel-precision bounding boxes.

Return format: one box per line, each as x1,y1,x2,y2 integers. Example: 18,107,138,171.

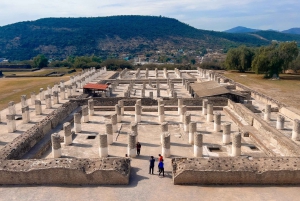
0,0,299,31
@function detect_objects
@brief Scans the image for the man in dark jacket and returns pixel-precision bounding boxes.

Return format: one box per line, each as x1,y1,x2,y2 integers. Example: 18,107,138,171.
136,142,141,156
149,156,155,174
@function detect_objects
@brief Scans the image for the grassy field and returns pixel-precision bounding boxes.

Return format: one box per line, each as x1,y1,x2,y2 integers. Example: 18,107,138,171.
3,67,76,76
0,76,70,110
224,71,300,109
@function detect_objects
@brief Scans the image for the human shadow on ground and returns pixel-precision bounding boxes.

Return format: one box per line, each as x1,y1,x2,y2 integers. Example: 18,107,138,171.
157,170,172,179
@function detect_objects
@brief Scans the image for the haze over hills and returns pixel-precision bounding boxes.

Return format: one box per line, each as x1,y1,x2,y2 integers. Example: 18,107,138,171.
1,16,300,60
282,28,300,35
225,26,300,35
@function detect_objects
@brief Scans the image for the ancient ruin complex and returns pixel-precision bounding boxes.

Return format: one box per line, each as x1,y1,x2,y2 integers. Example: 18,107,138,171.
0,67,300,185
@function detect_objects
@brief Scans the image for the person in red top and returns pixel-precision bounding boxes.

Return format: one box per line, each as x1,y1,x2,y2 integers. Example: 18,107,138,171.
158,154,163,171
158,154,163,162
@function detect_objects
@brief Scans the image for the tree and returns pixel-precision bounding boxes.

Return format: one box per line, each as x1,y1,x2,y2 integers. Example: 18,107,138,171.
279,41,299,71
289,54,300,73
33,54,48,68
225,48,241,71
101,59,133,71
225,46,255,72
252,42,299,78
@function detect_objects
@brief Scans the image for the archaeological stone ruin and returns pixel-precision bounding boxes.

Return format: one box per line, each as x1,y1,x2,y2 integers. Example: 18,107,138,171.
1,67,300,185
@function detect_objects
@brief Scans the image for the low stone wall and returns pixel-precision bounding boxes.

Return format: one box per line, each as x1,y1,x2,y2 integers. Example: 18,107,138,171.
0,101,78,160
252,118,299,156
227,100,254,125
172,157,300,185
280,106,300,121
0,158,130,185
227,100,300,157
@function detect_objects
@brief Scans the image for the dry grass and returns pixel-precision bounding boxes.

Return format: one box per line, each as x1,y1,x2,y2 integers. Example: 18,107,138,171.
0,76,70,110
3,68,77,76
224,72,300,108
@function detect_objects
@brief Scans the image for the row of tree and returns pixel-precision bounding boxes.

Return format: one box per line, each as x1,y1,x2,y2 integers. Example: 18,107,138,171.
19,55,134,70
225,42,299,77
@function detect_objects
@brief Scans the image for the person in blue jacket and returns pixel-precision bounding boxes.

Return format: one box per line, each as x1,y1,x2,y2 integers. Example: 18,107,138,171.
158,159,164,177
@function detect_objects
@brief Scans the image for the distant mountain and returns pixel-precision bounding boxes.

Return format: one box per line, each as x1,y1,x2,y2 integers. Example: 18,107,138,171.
282,28,300,35
226,26,300,36
224,26,260,33
0,16,300,60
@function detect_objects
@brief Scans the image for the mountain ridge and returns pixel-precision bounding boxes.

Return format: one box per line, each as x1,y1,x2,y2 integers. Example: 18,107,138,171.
0,16,300,60
225,26,300,35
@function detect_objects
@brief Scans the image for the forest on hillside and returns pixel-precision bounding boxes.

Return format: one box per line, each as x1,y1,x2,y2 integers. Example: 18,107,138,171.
0,16,281,60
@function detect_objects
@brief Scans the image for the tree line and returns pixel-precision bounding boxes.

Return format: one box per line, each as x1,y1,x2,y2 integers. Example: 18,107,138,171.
17,55,134,70
225,42,299,78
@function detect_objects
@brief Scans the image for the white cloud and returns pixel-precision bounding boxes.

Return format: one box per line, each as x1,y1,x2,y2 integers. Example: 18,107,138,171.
0,0,299,31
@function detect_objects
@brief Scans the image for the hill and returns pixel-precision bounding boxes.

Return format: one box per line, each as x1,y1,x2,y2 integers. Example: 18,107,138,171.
282,28,300,35
224,26,259,33
0,16,299,60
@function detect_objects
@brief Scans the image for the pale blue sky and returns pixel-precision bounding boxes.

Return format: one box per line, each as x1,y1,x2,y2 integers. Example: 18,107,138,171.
0,0,299,31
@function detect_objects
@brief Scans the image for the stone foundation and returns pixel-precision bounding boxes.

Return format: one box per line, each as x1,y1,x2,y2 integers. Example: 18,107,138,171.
0,101,78,160
172,157,300,185
0,158,130,185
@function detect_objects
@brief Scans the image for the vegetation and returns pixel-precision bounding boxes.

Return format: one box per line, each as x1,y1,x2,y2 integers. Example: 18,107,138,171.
1,15,292,61
135,63,195,70
225,46,255,72
252,42,298,78
225,42,299,78
33,54,48,68
101,59,133,71
289,54,300,72
200,61,225,70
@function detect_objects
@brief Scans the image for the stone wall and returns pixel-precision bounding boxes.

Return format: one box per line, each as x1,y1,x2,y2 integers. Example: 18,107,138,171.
280,106,300,121
226,100,300,157
0,101,78,160
0,158,130,185
172,157,300,185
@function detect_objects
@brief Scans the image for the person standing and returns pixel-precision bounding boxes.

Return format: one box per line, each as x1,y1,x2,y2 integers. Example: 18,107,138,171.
158,154,163,171
158,154,163,162
149,156,155,174
136,142,141,156
158,159,164,177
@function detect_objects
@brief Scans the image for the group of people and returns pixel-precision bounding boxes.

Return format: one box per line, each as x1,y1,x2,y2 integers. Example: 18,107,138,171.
135,142,165,177
149,154,164,177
